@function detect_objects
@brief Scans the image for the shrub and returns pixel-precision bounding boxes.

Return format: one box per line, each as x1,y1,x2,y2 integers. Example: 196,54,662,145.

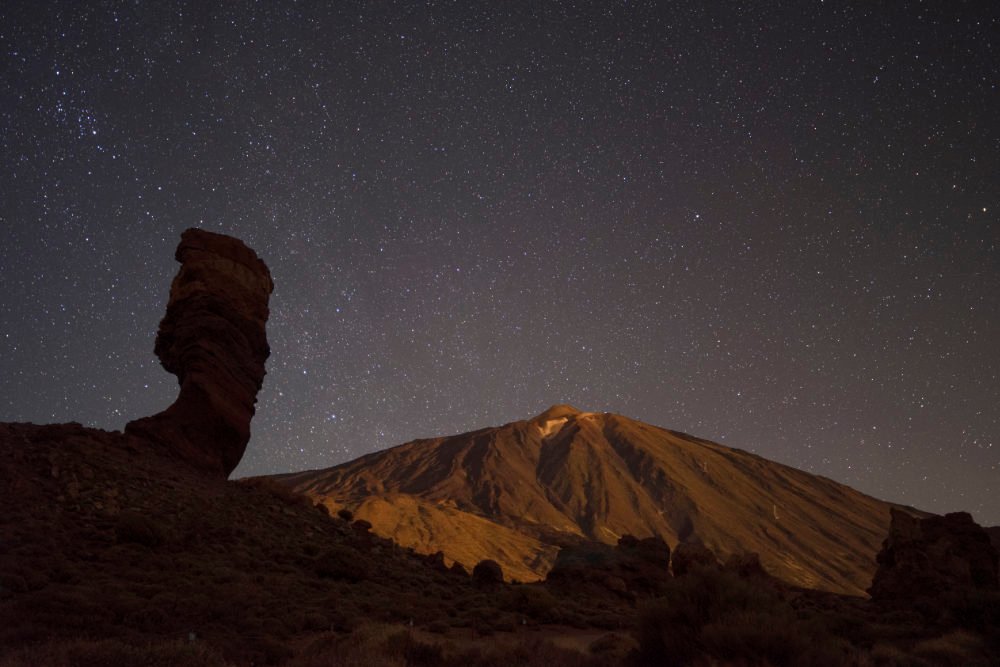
472,559,503,586
634,567,848,667
509,585,558,621
124,605,170,632
427,620,449,634
385,631,444,666
911,631,988,666
944,589,1000,638
589,633,626,655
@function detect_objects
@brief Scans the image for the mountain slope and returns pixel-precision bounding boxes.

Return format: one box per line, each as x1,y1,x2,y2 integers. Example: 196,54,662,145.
278,405,906,595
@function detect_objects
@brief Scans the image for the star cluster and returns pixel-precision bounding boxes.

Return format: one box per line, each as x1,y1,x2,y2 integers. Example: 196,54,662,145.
1,2,997,523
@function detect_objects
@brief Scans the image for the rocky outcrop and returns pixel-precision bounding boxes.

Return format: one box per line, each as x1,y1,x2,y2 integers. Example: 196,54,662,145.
671,542,720,577
987,526,1000,555
547,535,671,597
868,509,999,602
126,228,273,477
723,551,769,579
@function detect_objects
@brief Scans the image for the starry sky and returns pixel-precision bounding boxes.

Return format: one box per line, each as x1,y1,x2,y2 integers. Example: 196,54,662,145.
2,2,998,524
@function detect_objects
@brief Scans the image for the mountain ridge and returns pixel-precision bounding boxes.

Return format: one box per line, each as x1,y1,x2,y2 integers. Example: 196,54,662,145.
275,404,915,595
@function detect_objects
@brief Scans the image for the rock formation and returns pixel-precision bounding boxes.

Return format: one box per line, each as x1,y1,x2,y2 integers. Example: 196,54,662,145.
987,525,1000,554
671,542,720,577
547,535,672,597
868,509,999,602
126,228,273,477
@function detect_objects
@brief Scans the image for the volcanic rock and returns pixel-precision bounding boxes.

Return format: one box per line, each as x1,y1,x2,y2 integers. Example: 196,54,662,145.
279,405,903,594
723,551,769,579
126,228,273,477
547,535,671,597
987,526,1000,554
671,542,720,577
868,509,999,602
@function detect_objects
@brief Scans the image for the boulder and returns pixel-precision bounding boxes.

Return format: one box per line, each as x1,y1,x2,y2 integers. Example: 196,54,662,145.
671,542,720,577
868,509,999,602
723,551,768,579
547,535,671,596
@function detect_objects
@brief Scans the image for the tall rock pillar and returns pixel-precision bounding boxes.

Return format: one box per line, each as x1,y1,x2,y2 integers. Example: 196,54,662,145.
126,228,273,477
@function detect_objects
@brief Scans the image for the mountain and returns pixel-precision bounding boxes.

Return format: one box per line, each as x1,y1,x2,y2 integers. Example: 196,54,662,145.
277,404,907,595
4,230,996,665
0,232,628,664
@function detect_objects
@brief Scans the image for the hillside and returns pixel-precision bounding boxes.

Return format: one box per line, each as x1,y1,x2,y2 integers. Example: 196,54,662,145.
278,404,906,595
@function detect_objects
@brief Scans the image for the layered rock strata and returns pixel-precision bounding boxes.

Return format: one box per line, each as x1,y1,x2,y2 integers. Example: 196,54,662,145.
126,228,273,477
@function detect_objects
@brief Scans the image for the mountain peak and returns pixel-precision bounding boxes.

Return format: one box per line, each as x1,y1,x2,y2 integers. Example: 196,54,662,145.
532,404,584,422
282,405,899,594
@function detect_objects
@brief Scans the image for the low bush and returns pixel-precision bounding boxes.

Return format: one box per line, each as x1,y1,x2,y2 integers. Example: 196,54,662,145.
314,546,370,581
634,567,849,667
509,585,558,621
911,630,989,666
472,559,503,586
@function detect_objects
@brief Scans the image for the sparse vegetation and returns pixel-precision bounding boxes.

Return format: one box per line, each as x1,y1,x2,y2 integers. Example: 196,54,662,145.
0,638,230,667
2,422,997,666
633,567,851,667
472,559,504,585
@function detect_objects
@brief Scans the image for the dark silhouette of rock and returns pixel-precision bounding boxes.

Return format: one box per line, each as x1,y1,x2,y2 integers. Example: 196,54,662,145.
125,228,273,477
987,526,1000,554
472,559,504,585
424,550,449,573
723,551,768,579
868,509,999,602
618,534,672,564
547,535,671,597
671,542,720,577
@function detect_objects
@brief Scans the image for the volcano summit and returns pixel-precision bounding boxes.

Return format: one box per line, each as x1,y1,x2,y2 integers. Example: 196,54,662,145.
277,404,909,595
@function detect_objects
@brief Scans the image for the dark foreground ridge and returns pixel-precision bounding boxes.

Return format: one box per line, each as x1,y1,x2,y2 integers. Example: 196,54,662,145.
125,228,273,477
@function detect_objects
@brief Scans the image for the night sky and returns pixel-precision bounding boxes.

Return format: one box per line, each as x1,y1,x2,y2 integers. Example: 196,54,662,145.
2,2,998,524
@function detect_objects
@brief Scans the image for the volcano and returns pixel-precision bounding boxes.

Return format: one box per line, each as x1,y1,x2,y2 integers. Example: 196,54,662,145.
276,404,909,595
